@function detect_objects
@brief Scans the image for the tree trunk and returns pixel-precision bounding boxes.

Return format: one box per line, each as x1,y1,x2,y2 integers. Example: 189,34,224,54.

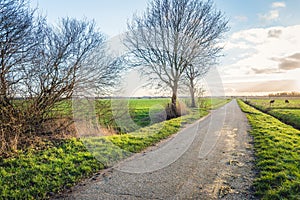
169,84,179,119
190,86,196,108
189,77,196,107
171,92,177,116
166,85,179,120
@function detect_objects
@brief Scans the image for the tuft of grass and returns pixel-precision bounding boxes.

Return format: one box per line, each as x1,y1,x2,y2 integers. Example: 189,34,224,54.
238,99,300,200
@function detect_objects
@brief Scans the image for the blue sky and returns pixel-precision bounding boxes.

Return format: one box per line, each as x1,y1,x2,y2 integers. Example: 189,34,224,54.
215,0,300,31
30,0,148,37
30,0,300,36
30,0,300,96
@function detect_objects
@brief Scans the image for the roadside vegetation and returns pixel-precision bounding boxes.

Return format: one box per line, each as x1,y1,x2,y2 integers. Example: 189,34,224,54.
244,98,300,130
0,98,230,199
0,139,102,199
54,97,229,134
238,99,300,199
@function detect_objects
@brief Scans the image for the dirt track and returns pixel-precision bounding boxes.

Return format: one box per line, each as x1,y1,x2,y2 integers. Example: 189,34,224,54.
55,100,257,200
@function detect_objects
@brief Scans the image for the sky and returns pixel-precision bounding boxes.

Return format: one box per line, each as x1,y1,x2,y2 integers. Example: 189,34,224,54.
30,0,300,96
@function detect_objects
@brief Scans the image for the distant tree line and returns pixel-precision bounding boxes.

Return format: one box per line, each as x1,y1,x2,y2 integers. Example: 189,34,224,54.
268,92,300,97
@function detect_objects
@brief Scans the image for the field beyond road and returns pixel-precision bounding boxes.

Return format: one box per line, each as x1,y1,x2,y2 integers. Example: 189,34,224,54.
243,98,300,130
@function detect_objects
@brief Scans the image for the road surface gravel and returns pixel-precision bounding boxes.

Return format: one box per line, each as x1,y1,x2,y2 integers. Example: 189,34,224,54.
55,100,257,200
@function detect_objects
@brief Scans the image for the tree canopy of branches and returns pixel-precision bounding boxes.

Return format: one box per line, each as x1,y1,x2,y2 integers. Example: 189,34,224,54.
0,0,122,154
25,19,103,119
124,0,228,117
0,0,39,153
0,0,37,105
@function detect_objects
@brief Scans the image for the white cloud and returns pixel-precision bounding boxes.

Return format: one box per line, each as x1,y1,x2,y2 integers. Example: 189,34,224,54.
258,2,286,22
259,10,279,21
224,41,252,50
268,29,282,38
234,15,248,22
272,2,286,8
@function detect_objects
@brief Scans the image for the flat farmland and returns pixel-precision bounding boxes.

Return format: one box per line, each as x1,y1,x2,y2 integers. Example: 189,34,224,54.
244,98,300,130
127,98,229,128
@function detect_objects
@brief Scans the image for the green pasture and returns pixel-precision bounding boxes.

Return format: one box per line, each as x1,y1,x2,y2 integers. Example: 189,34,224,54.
245,98,300,109
244,98,300,130
0,139,103,199
238,100,300,199
58,97,229,133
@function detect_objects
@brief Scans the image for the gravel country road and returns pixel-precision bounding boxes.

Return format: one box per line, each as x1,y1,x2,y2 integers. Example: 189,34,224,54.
56,100,256,200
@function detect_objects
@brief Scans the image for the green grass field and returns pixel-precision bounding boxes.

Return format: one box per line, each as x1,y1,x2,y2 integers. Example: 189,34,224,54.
0,98,230,199
68,97,229,133
244,98,300,130
58,98,171,133
238,100,300,199
128,98,170,128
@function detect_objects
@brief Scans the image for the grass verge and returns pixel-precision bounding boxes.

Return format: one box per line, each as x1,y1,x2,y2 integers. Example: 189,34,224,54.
238,99,300,200
268,109,300,130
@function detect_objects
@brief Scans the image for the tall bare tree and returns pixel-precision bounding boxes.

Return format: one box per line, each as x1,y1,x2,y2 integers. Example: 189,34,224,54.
124,0,228,117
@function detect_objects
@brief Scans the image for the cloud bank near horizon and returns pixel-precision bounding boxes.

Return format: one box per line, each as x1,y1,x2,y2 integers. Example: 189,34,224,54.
220,24,300,83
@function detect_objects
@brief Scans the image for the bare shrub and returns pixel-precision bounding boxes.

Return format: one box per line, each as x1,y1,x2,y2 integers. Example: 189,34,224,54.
0,0,123,154
165,101,189,120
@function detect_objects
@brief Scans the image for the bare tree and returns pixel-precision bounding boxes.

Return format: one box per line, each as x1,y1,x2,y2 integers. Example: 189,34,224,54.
75,40,124,97
0,0,38,104
182,45,220,107
124,0,228,118
25,18,124,133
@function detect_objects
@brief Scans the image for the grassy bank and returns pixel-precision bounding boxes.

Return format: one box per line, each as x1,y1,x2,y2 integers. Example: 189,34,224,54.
238,99,300,199
0,139,103,199
81,107,209,166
